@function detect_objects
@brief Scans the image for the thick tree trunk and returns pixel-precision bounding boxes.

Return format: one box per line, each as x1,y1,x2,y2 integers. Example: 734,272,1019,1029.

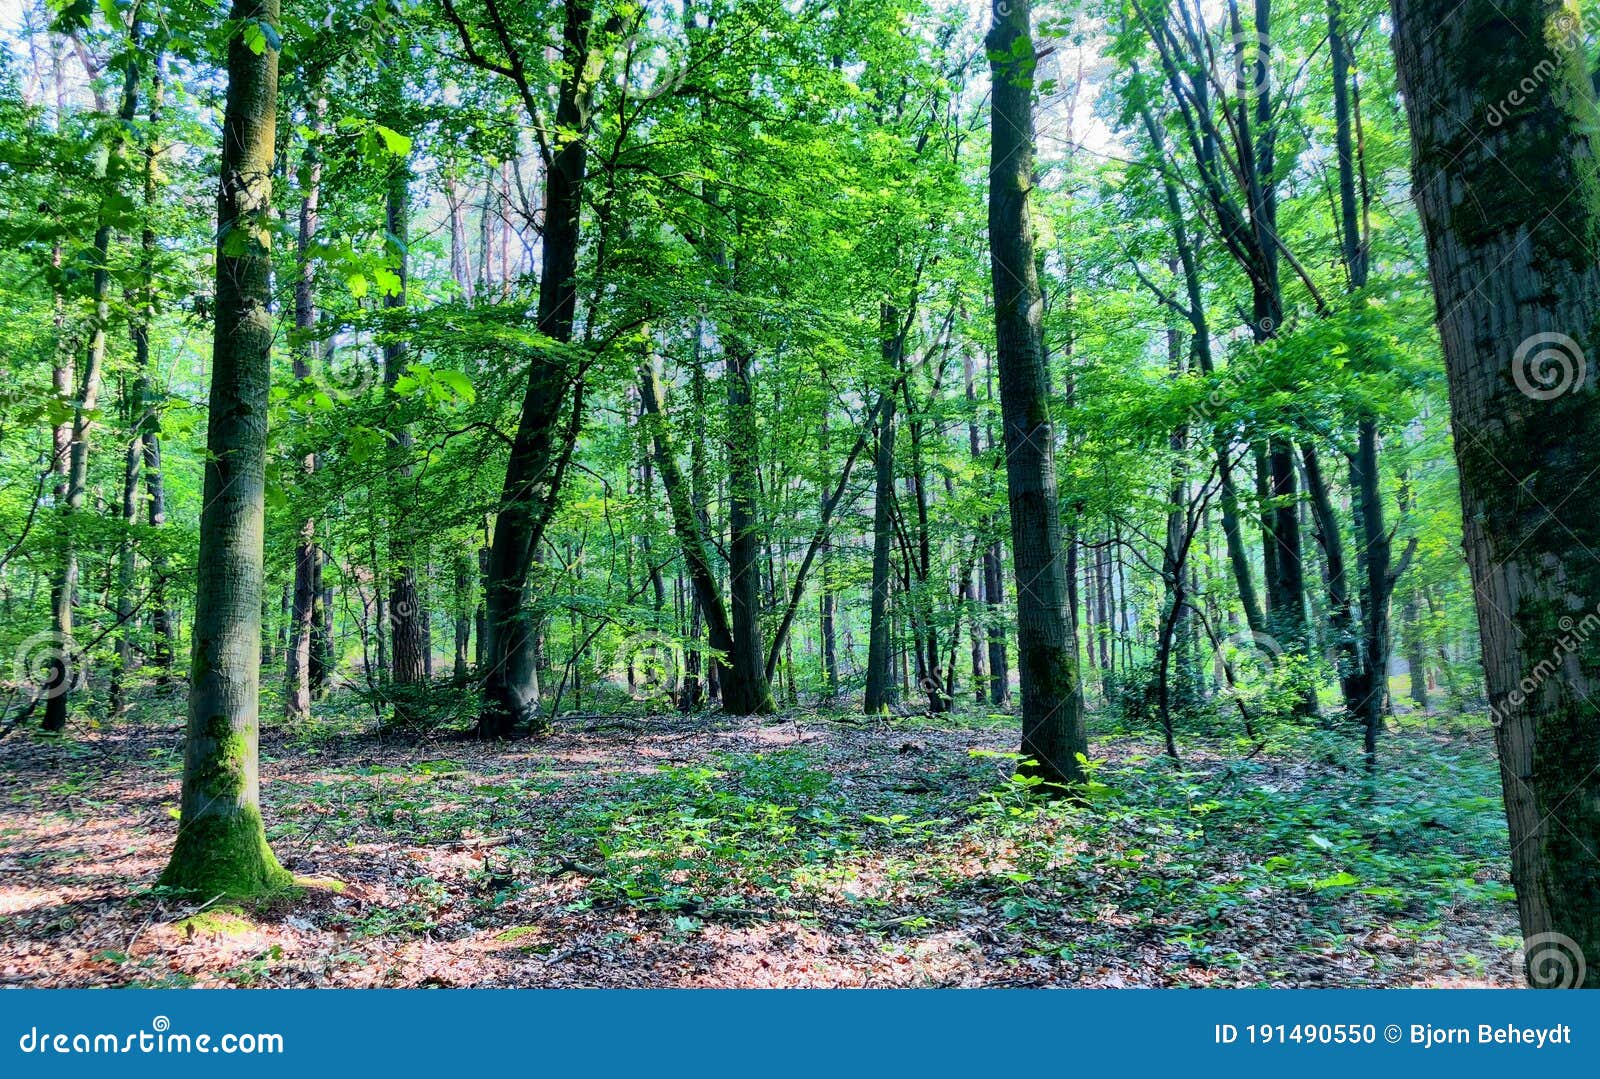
1391,0,1600,986
477,0,596,736
160,0,291,898
986,0,1087,788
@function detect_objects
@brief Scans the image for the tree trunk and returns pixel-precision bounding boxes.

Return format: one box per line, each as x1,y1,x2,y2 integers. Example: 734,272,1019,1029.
637,353,742,707
1391,0,1600,986
477,0,596,736
45,29,142,729
819,423,839,702
159,0,291,898
285,91,324,720
986,0,1087,788
722,344,776,715
380,46,426,689
863,376,898,715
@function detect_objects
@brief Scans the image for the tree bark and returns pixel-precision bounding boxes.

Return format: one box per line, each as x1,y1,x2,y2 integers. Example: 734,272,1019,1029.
286,90,324,720
475,0,597,736
863,373,898,714
159,0,291,898
986,0,1087,788
380,55,426,689
1390,0,1600,986
722,343,776,715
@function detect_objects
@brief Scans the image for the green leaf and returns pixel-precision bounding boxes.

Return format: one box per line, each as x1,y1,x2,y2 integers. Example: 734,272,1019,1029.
375,125,412,157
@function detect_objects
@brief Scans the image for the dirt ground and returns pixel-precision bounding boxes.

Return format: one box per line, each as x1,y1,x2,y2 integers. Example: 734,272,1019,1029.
0,700,1520,988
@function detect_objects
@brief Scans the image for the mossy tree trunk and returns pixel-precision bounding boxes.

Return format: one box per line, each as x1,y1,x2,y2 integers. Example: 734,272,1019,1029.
159,0,291,900
986,0,1087,788
1391,0,1600,986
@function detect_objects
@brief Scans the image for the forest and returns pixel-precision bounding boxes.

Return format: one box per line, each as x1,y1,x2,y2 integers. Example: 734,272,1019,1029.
0,0,1597,990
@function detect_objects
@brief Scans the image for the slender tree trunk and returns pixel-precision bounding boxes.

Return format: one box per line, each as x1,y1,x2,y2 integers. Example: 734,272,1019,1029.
1402,589,1428,710
819,424,839,702
45,29,141,729
863,371,898,714
637,353,741,703
961,352,989,703
111,379,140,716
160,0,290,898
453,554,471,684
987,0,1087,788
285,91,324,720
1391,0,1600,986
380,45,426,689
723,344,775,715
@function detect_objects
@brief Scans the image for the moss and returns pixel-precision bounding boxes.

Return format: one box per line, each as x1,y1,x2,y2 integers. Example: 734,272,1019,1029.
158,804,294,901
175,905,255,937
494,925,541,943
293,875,346,893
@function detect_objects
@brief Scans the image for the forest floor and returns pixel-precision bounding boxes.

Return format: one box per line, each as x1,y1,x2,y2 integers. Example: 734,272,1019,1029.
0,688,1520,988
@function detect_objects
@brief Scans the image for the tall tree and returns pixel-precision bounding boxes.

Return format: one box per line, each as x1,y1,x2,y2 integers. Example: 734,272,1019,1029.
1390,0,1600,985
159,0,291,898
986,0,1087,788
380,38,426,687
440,0,600,736
285,85,325,720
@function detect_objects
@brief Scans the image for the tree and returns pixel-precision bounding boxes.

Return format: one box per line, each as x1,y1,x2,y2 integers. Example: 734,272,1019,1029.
1390,0,1600,985
159,0,291,899
986,0,1087,788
